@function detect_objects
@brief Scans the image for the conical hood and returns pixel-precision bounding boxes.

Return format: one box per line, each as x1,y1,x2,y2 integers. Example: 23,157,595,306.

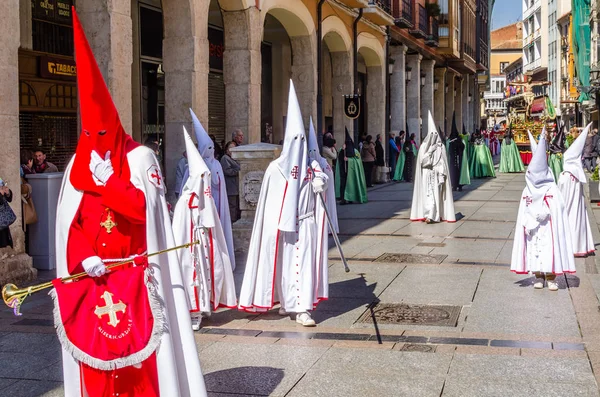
344,127,355,157
181,126,216,227
70,8,137,192
549,123,566,154
563,122,592,183
189,108,214,161
524,127,555,230
275,79,308,232
462,124,468,136
308,117,322,162
450,112,459,139
420,112,442,155
527,130,538,153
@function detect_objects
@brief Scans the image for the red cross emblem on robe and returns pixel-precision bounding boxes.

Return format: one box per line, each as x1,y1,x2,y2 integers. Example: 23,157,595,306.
147,164,163,189
290,166,299,179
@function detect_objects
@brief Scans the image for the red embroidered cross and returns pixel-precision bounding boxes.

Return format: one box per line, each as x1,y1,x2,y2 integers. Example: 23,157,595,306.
524,196,532,206
290,166,299,179
304,167,313,181
204,186,212,197
151,171,162,185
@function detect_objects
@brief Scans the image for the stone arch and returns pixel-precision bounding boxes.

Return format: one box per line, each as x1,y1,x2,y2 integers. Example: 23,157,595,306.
357,32,384,67
260,0,315,36
322,15,351,52
218,0,255,11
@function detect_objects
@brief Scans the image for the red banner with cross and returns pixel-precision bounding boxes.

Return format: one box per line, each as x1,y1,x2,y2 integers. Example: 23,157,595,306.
51,264,164,370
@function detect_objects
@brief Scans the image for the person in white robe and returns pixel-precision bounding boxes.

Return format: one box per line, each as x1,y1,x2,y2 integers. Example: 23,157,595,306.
172,127,237,331
410,112,456,223
558,122,595,257
308,116,339,234
511,129,575,291
182,109,236,271
238,80,329,327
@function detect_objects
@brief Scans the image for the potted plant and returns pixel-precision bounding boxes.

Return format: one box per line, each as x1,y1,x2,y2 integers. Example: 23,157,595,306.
425,1,441,18
590,165,600,203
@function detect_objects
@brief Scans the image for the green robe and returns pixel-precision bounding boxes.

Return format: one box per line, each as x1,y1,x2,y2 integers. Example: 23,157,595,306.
499,140,525,173
470,143,496,178
548,153,563,182
459,135,471,185
393,147,406,181
335,149,368,203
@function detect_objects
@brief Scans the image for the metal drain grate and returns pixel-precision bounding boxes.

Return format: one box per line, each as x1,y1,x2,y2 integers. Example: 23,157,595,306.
358,303,462,327
399,343,436,353
374,253,447,264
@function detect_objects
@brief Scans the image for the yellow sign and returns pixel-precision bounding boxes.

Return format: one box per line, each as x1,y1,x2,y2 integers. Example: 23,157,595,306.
47,62,76,77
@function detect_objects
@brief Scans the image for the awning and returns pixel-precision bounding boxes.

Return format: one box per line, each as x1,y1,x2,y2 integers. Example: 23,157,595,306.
530,97,545,114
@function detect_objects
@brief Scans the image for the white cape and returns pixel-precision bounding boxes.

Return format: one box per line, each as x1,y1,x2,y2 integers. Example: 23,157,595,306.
510,184,575,274
56,147,207,397
238,160,329,312
558,172,595,256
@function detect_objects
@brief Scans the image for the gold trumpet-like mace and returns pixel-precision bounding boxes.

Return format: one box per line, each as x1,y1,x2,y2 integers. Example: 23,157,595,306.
2,240,199,316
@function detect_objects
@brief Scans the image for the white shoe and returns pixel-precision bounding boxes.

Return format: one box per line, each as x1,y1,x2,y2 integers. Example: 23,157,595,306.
191,317,201,331
547,280,559,291
278,307,288,316
533,280,544,289
296,312,316,327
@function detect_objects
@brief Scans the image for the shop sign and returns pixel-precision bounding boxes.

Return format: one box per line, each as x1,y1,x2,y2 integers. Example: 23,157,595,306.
40,56,77,81
33,0,74,25
344,95,361,119
208,27,224,71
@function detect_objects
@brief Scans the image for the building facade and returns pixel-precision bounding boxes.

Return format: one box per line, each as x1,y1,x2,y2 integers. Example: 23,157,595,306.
0,0,491,281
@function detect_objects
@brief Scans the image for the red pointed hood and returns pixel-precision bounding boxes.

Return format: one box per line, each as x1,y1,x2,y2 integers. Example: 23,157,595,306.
70,7,138,193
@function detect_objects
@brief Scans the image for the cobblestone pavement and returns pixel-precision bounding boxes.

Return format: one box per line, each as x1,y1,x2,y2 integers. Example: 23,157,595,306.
3,165,600,396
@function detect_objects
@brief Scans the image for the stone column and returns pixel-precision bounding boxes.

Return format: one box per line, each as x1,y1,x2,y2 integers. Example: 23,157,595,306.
367,65,385,144
462,75,470,132
19,0,32,50
162,0,209,199
390,44,407,133
331,51,353,146
77,0,133,134
406,54,422,145
291,35,317,129
434,67,447,133
420,59,435,137
271,42,292,145
230,143,282,256
0,0,35,284
455,76,463,131
223,7,262,144
445,71,455,133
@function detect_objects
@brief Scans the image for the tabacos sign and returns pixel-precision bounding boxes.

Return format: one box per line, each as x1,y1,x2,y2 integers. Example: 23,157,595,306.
40,56,77,81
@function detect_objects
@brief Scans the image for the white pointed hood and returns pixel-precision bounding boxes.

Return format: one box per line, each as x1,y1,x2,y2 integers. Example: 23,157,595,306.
275,80,308,233
181,126,216,228
528,130,538,153
419,112,444,171
524,128,555,232
189,108,219,185
563,122,592,183
308,116,322,162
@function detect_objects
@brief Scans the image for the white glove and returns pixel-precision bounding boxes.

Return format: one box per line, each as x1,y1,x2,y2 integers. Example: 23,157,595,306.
89,150,114,185
82,256,107,277
312,176,327,194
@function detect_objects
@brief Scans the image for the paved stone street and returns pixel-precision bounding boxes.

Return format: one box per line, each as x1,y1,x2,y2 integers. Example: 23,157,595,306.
4,166,600,396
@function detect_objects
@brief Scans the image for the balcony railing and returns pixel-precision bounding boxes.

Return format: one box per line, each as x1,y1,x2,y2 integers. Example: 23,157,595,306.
425,17,439,47
409,4,428,39
391,0,413,28
523,0,541,20
368,0,391,13
463,42,475,60
524,58,542,72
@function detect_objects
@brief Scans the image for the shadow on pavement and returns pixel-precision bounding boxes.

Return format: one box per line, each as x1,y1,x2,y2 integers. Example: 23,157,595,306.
204,366,284,395
514,275,580,289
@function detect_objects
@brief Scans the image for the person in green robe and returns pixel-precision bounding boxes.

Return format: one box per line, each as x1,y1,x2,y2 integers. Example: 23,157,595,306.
393,131,406,181
548,123,566,182
499,127,525,173
470,128,496,178
335,128,368,204
459,128,471,186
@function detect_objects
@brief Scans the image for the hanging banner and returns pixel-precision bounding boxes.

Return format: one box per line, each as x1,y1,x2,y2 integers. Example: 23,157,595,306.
344,95,361,119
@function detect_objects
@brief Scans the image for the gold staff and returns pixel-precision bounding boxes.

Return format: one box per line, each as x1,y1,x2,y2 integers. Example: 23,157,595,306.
2,240,199,316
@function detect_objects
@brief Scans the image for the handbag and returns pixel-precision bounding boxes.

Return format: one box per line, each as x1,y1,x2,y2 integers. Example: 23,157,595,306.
20,182,37,225
0,196,16,229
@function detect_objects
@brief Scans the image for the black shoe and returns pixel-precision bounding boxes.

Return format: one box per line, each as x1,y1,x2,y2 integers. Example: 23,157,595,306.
458,186,463,192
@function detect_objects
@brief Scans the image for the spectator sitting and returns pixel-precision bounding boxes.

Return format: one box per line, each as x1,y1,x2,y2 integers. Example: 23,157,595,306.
220,141,241,222
20,150,36,177
33,149,58,173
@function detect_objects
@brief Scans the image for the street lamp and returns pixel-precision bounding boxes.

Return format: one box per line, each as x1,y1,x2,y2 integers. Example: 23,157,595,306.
420,73,426,87
591,64,600,84
434,79,439,91
405,66,412,82
445,84,449,94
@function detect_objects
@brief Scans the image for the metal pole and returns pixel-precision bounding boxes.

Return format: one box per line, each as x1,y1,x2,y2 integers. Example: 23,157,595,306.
385,26,391,172
317,0,325,151
353,9,363,143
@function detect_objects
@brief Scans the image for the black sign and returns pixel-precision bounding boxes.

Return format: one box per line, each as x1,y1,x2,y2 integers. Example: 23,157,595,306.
39,55,76,81
344,95,361,119
32,0,74,25
208,27,224,71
